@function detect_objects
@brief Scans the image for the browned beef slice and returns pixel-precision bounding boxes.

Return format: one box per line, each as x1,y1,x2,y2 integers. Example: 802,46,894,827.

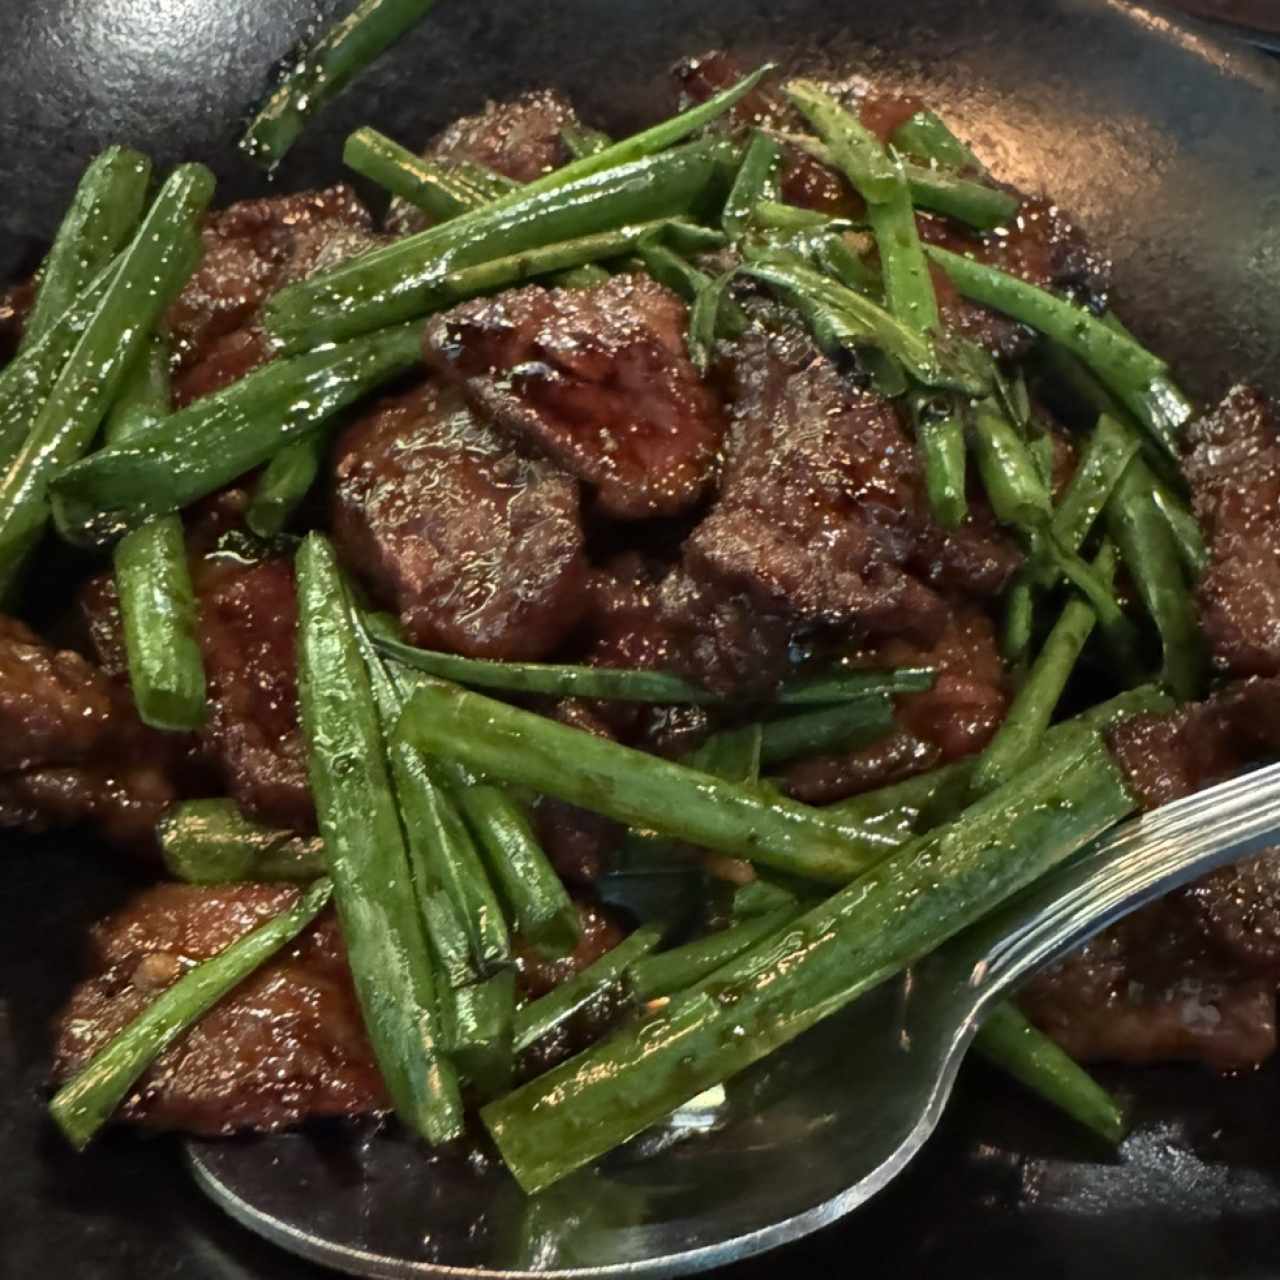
55,885,629,1133
1022,678,1280,1070
423,276,727,520
166,186,379,407
784,605,1009,803
662,330,1020,694
331,382,589,661
194,556,312,832
386,90,580,236
53,884,388,1134
0,615,180,853
1183,386,1280,679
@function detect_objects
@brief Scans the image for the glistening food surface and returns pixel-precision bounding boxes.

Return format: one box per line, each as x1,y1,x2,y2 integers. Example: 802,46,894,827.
8,24,1280,1217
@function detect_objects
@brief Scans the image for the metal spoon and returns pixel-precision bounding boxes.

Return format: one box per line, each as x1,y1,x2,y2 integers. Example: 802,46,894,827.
188,760,1280,1278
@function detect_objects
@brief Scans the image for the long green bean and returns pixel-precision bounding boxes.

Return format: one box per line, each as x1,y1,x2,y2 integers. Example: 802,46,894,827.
0,165,214,594
21,147,152,353
627,907,799,1002
926,244,1193,456
354,616,509,981
889,110,983,173
398,681,902,885
296,534,463,1143
722,130,781,240
753,696,894,768
1106,458,1204,700
51,877,333,1149
242,0,441,167
483,724,1136,1191
513,923,665,1055
374,629,933,705
974,1003,1127,1144
50,323,421,548
442,971,515,1098
973,543,1118,796
560,124,614,161
969,399,1052,529
783,81,901,203
109,334,207,730
344,127,480,222
246,430,330,539
158,799,325,883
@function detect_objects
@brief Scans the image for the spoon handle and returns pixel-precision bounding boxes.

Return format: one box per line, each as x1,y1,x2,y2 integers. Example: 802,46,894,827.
943,759,1280,1013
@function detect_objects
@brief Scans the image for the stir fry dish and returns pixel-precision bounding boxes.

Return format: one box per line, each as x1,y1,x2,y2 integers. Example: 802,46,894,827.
9,1,1280,1201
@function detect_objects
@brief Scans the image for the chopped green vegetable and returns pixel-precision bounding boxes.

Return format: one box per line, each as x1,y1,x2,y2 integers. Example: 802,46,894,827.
158,799,325,884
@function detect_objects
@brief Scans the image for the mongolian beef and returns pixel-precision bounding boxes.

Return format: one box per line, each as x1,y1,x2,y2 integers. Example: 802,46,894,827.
7,30,1278,1198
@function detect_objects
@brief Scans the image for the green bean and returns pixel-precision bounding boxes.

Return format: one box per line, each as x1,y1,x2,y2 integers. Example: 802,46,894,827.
0,164,213,594
687,267,739,374
753,696,895,768
1002,573,1037,671
158,799,325,884
446,774,581,955
889,109,983,173
398,681,902,885
448,159,519,200
50,323,421,548
684,722,764,784
917,407,968,529
560,124,615,161
926,244,1193,457
751,199,840,232
974,543,1118,797
974,1003,1127,1144
772,129,1014,229
50,877,333,1149
636,239,746,337
0,259,121,476
482,724,1136,1191
296,534,463,1143
783,81,901,203
242,0,441,167
1106,458,1205,700
553,263,612,288
740,251,985,394
627,908,799,1002
353,616,509,982
1151,482,1208,578
725,875,803,921
343,127,480,222
374,629,933,705
1043,413,1140,572
805,230,883,297
513,923,666,1055
109,334,207,730
22,147,152,353
246,430,330,539
442,971,515,1099
266,140,732,348
968,400,1052,529
722,130,781,240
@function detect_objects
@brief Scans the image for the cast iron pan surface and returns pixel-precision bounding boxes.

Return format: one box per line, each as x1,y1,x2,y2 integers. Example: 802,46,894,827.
4,1,1280,1275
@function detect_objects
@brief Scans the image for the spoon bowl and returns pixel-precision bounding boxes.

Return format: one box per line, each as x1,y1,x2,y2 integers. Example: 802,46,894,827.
188,762,1280,1277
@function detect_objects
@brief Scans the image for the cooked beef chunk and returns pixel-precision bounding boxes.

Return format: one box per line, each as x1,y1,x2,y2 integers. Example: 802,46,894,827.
1021,897,1279,1073
53,884,387,1134
662,329,1019,694
0,615,180,853
423,275,727,519
1107,677,1280,811
783,605,1009,803
194,555,312,832
331,381,589,661
54,885,629,1134
1184,385,1280,679
166,186,379,407
1024,678,1280,1070
387,90,580,235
